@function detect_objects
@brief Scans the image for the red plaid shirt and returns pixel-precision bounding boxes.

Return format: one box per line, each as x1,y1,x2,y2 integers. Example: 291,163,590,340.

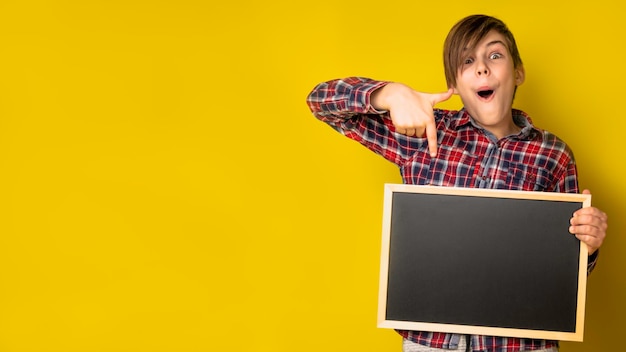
306,77,598,351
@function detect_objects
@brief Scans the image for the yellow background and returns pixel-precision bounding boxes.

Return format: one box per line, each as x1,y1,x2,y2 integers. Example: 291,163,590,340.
0,1,622,351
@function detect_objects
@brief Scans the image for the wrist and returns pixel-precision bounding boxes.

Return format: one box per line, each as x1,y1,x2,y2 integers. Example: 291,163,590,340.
371,82,400,111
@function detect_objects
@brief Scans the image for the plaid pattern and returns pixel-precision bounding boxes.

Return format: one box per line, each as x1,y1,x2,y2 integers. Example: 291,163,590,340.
401,331,560,351
306,77,576,192
307,77,598,351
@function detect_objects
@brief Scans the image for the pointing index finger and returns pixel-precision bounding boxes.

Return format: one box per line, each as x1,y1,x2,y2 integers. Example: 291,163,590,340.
426,122,438,157
426,88,454,157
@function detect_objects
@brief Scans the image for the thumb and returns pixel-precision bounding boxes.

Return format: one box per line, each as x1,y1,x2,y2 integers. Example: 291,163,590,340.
431,88,454,105
582,189,591,195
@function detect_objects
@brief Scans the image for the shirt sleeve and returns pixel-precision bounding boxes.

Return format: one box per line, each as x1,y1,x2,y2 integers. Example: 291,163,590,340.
306,77,422,166
556,155,599,274
306,77,388,117
556,159,579,194
587,248,599,274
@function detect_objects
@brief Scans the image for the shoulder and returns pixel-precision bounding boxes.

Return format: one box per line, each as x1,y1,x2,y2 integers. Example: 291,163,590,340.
517,110,575,161
539,129,575,160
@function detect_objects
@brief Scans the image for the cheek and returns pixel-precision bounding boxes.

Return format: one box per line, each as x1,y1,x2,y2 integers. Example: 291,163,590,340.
458,68,479,84
456,81,474,96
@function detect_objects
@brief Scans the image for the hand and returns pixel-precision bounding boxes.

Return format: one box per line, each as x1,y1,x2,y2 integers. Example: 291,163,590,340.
371,83,454,157
570,189,608,255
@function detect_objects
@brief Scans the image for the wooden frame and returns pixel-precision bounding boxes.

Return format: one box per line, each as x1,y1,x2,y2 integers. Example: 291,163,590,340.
378,184,590,342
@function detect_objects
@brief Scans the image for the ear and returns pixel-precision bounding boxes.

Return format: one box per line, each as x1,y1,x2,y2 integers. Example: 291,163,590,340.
450,85,459,95
515,65,526,86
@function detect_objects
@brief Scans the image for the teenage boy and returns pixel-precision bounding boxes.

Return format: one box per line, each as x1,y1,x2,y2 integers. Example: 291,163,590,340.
306,14,607,352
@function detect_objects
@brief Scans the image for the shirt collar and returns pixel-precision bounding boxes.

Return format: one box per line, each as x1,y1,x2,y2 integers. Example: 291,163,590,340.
451,108,541,140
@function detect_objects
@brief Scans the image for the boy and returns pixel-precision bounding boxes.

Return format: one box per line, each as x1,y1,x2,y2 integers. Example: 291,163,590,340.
306,14,607,352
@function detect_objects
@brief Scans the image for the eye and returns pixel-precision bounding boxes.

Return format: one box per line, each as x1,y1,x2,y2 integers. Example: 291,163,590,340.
464,57,474,64
489,52,503,60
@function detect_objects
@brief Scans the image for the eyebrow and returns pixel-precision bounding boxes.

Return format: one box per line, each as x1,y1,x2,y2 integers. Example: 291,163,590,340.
485,40,507,48
463,39,507,52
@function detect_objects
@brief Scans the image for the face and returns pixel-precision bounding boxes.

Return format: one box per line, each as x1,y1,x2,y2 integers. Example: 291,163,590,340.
452,30,525,138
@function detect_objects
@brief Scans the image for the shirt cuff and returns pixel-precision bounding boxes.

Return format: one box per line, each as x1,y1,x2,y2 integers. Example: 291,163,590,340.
587,249,599,274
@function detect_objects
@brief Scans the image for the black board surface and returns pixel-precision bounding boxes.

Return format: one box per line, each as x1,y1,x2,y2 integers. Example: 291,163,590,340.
378,185,589,341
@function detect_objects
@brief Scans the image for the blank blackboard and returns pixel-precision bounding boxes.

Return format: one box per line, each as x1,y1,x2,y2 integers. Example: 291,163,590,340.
377,184,590,342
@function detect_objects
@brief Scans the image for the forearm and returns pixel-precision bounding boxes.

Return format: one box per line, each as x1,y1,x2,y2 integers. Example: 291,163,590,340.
306,77,388,120
306,77,412,166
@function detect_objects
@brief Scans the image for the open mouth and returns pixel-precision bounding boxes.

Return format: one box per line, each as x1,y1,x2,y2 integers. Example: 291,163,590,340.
477,89,494,98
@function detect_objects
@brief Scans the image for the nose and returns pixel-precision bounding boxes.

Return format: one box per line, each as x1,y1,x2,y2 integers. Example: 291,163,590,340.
476,61,489,76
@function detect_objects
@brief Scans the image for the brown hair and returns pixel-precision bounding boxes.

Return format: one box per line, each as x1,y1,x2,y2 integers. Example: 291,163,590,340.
443,15,523,88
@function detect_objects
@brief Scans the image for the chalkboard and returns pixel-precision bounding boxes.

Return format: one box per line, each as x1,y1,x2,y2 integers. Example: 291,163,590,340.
377,184,590,342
